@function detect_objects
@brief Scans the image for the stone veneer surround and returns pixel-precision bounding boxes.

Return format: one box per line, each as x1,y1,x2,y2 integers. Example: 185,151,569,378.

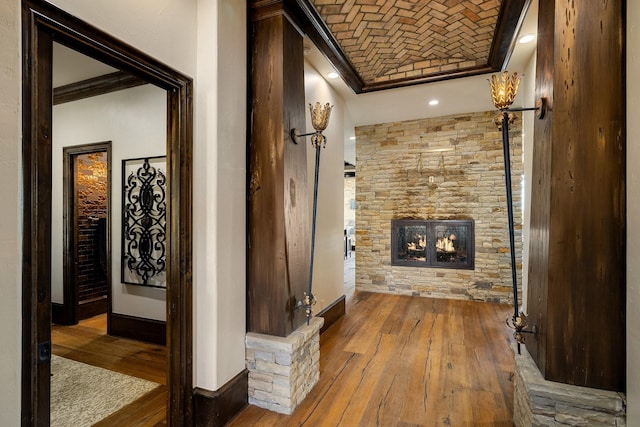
356,111,523,303
514,344,626,426
245,317,323,415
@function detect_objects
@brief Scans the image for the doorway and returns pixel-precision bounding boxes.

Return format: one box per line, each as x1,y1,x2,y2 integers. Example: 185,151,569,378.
21,1,193,425
55,143,112,326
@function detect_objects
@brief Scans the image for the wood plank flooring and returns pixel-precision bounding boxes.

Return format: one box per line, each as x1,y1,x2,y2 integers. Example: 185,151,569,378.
51,292,516,427
52,314,167,426
229,292,516,427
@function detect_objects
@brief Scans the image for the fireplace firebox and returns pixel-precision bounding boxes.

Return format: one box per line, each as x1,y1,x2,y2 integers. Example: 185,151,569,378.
391,219,474,270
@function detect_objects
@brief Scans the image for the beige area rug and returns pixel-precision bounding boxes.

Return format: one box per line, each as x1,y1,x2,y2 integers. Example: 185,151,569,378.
51,355,160,427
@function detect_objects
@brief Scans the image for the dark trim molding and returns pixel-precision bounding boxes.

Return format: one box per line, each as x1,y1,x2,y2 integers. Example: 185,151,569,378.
193,370,249,427
62,142,112,327
51,303,65,325
77,297,108,321
22,0,193,425
361,66,496,93
110,313,166,345
317,295,345,335
290,0,364,92
488,0,532,70
53,299,107,325
53,71,147,105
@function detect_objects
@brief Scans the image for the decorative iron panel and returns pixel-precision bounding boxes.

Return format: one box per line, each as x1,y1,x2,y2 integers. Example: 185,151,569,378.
121,156,167,287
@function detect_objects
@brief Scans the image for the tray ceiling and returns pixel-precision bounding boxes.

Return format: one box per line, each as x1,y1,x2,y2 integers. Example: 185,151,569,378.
307,0,528,92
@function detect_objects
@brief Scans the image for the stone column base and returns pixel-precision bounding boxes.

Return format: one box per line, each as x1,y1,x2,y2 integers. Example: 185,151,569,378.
513,344,626,426
245,317,324,415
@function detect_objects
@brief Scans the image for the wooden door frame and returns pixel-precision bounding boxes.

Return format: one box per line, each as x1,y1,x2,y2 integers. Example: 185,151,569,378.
61,142,112,326
21,1,193,425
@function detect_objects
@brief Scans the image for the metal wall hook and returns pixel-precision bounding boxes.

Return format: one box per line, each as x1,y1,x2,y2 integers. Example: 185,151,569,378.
290,129,319,145
506,312,538,349
504,97,548,120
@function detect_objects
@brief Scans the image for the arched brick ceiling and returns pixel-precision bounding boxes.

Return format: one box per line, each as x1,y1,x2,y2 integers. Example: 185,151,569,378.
308,0,524,91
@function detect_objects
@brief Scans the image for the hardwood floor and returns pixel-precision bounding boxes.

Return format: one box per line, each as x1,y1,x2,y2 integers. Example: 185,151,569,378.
52,314,167,426
229,292,516,427
51,292,516,427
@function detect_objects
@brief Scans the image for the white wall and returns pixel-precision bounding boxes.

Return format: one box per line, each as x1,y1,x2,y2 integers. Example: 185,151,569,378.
0,0,22,424
627,0,640,423
194,0,247,390
52,84,167,320
47,0,247,392
47,0,198,78
344,111,356,166
0,4,247,423
304,62,346,313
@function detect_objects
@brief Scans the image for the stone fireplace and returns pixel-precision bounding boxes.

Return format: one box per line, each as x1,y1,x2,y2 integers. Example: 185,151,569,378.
355,110,523,304
391,219,474,270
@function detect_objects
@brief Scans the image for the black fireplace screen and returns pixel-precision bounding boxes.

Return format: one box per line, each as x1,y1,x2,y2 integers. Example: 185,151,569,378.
391,219,474,269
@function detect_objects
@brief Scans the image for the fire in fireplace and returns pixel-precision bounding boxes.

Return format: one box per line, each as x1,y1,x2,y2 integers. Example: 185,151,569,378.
391,219,474,270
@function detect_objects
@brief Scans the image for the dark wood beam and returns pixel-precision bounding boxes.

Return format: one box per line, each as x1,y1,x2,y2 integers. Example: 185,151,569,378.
526,0,625,391
248,1,311,337
53,71,147,105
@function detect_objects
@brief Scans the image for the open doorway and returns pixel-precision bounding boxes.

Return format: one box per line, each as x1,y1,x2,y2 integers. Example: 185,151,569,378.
54,143,112,326
343,162,356,294
22,1,193,425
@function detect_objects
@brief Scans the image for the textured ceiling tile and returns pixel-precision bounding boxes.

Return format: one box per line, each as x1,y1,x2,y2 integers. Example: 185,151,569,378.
310,0,504,87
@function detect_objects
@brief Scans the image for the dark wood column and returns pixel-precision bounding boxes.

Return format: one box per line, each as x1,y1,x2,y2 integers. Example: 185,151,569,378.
527,0,625,391
247,1,310,337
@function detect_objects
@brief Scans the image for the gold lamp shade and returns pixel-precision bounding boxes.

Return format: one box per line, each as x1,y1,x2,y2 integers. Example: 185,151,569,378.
489,71,521,110
290,102,333,148
309,102,332,132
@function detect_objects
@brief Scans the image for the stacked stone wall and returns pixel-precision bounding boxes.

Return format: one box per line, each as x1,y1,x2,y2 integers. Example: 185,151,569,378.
513,344,626,426
246,317,323,415
355,111,523,303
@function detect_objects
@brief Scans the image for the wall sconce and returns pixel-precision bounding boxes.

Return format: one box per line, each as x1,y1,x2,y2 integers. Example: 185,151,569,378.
488,71,544,354
489,71,547,121
291,102,333,323
291,102,333,147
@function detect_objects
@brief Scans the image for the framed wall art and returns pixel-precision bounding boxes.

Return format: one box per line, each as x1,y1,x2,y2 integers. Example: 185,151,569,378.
121,156,167,288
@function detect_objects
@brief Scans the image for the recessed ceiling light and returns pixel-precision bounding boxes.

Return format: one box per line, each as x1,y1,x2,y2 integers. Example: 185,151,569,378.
519,34,536,44
428,99,439,106
327,72,339,79
349,136,356,140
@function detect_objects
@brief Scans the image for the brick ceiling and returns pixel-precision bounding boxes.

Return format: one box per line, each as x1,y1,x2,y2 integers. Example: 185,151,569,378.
308,0,521,92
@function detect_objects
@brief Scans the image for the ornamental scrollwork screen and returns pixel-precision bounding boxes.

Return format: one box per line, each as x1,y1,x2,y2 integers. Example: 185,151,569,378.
121,156,167,288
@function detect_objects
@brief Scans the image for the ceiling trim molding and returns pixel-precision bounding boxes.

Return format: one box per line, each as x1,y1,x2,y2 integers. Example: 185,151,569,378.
489,0,533,70
53,71,146,105
361,65,496,93
288,0,531,93
287,0,364,93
